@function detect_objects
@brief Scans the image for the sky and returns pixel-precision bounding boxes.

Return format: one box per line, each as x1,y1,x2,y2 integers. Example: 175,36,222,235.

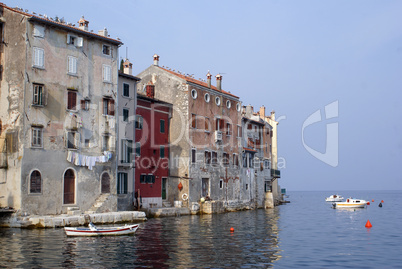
6,0,402,191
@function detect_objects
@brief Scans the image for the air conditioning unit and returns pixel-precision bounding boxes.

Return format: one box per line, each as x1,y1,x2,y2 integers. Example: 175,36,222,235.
215,131,222,141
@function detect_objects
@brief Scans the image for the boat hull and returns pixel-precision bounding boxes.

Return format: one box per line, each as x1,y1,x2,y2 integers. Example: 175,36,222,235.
64,224,139,236
334,198,367,209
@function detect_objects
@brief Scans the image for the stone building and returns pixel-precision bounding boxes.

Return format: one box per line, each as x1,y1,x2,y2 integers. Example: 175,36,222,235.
0,4,122,215
117,59,140,211
137,55,254,214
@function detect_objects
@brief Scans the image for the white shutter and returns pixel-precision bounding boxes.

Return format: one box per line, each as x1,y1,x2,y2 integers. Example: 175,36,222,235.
33,25,45,37
68,56,77,74
77,37,83,47
74,132,80,149
66,34,71,44
103,65,111,82
33,47,44,67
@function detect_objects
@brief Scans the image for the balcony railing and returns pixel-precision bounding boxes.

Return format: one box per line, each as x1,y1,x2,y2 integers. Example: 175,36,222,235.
271,169,280,178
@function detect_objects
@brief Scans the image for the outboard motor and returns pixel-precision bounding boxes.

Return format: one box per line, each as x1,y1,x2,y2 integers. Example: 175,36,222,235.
379,202,383,207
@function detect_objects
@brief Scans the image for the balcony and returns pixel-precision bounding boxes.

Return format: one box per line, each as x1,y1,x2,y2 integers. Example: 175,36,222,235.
271,169,280,178
214,131,222,142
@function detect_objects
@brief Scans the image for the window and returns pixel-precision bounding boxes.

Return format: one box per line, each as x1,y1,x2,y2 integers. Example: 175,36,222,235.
117,173,128,194
215,96,221,106
249,153,254,168
140,174,146,183
103,98,115,116
226,100,231,109
191,89,197,99
123,108,129,122
67,90,77,110
81,99,90,111
135,142,141,156
33,25,45,38
205,117,210,132
147,174,156,184
123,83,129,97
226,123,232,136
160,119,165,133
33,47,44,68
66,131,79,149
220,179,223,189
237,125,242,138
215,118,224,131
191,148,196,163
30,170,42,193
233,154,239,167
160,146,165,158
205,151,211,165
236,103,241,112
135,116,143,129
31,127,43,148
121,139,132,163
242,152,247,168
68,56,77,75
204,93,210,103
212,151,217,165
102,134,110,151
103,45,111,56
191,114,197,129
264,160,271,169
223,153,229,166
103,64,111,82
202,178,209,197
67,34,83,47
33,84,44,106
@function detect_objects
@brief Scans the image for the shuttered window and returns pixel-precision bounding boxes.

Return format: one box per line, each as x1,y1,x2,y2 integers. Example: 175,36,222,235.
117,173,128,194
33,84,44,106
103,98,115,116
30,170,42,193
31,127,43,148
103,64,111,82
67,91,77,110
68,56,77,74
123,83,129,97
33,47,44,68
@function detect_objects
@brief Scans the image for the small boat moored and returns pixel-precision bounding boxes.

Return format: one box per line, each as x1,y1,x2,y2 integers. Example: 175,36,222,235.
325,194,344,202
64,223,139,236
332,198,367,209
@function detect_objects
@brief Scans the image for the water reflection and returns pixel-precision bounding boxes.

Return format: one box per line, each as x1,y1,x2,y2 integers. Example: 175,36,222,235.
0,209,282,268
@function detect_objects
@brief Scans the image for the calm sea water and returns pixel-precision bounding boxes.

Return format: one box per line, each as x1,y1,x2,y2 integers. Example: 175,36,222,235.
0,190,401,268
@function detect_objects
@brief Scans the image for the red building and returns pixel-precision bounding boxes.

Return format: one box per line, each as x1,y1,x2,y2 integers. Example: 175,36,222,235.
135,86,172,209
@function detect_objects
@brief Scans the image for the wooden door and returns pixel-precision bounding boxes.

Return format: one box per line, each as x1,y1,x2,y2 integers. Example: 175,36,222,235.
101,173,110,193
64,169,75,204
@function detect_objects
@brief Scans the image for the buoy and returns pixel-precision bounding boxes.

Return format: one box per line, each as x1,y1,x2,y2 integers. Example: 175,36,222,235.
365,220,372,228
381,200,384,203
367,201,370,205
178,182,183,191
372,199,374,202
230,227,234,232
379,202,382,207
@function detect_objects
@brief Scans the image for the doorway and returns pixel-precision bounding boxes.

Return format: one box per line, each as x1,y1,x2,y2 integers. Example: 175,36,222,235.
162,177,167,200
63,169,75,204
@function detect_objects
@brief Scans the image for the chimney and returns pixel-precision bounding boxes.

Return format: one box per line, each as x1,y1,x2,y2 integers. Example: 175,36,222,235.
146,82,155,99
153,54,159,66
206,71,212,88
98,27,108,37
123,59,133,75
246,105,253,117
270,110,276,121
78,16,89,31
259,106,265,119
216,74,222,91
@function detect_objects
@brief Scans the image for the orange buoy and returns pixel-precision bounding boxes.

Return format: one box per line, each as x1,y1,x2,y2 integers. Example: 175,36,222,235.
365,220,372,228
381,200,384,203
372,199,374,202
178,182,183,191
367,202,370,205
230,227,234,232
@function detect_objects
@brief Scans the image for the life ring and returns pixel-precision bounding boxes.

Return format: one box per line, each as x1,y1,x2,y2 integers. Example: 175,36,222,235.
182,193,188,201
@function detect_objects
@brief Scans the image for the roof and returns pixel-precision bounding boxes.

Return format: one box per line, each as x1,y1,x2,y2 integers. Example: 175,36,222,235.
118,71,141,81
1,3,123,46
137,93,173,107
157,66,239,99
242,117,265,126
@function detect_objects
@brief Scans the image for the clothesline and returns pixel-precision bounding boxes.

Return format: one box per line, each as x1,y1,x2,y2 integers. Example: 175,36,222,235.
67,150,113,170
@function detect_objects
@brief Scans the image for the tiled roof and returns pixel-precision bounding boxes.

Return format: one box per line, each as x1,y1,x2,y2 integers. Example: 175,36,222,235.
0,3,123,45
158,66,239,99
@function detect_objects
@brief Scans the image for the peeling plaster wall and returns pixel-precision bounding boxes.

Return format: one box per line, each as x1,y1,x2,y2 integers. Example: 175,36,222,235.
0,7,119,215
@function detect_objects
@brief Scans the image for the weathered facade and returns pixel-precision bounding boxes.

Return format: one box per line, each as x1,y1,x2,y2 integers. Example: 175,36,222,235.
0,4,121,215
117,60,140,211
137,55,267,214
135,88,172,209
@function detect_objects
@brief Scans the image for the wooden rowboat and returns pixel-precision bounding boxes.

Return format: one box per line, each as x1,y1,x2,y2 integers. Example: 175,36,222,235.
64,223,139,236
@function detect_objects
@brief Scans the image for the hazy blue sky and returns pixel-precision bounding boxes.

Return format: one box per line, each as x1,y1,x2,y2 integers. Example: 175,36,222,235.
7,0,402,191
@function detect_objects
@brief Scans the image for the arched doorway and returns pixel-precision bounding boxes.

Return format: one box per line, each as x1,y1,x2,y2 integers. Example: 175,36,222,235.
101,172,110,193
64,169,75,204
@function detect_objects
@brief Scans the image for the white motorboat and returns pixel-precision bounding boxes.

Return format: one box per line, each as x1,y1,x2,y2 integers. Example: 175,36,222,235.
64,223,139,236
325,194,344,202
332,198,367,209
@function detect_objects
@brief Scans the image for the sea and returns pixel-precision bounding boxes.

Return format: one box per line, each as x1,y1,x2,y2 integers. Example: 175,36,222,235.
0,190,401,268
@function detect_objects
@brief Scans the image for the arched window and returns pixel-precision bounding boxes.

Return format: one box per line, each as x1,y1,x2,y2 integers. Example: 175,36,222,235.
30,170,42,193
101,172,110,193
